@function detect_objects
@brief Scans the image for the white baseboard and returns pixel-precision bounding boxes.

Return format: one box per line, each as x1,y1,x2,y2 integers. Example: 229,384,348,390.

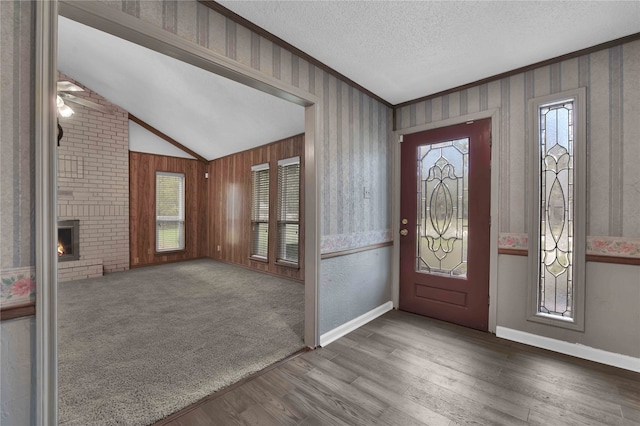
320,301,393,347
496,326,640,373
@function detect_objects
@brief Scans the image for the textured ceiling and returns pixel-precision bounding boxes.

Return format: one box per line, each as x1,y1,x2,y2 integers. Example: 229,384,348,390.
218,0,640,105
57,17,305,161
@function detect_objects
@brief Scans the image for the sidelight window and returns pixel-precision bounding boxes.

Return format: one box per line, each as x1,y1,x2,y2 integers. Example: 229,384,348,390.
528,88,586,330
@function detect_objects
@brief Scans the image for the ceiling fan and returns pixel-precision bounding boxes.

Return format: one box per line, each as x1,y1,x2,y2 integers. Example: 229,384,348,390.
57,80,116,117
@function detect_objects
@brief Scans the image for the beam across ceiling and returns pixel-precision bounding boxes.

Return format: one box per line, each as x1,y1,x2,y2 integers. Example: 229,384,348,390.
129,114,209,163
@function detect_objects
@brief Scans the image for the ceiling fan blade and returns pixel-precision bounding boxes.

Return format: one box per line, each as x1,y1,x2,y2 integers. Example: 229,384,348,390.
59,93,116,114
57,81,84,92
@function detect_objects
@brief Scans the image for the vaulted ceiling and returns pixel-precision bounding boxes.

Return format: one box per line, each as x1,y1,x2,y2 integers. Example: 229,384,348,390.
58,1,640,160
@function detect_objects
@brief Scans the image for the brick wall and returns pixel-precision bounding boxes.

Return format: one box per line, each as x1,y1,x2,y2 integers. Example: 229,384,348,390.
57,72,129,282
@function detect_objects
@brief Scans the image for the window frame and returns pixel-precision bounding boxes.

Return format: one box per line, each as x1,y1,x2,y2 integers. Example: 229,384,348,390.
276,156,301,268
250,163,270,261
527,87,587,331
155,171,186,253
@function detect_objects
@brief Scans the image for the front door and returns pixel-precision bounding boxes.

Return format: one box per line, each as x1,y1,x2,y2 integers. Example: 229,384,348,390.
399,119,491,331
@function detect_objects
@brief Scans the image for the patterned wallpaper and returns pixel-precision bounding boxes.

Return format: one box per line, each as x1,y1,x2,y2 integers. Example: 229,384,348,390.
396,40,640,257
0,1,36,308
102,0,394,254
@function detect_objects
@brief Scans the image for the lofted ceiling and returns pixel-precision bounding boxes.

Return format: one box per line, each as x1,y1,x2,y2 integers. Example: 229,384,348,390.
57,16,305,161
58,2,640,160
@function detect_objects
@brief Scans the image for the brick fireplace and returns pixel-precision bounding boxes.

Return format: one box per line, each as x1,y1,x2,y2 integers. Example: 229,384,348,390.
57,220,79,262
57,73,129,282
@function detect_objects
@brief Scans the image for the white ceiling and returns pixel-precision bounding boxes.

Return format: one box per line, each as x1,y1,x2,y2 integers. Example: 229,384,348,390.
58,2,639,160
57,16,305,161
219,0,640,105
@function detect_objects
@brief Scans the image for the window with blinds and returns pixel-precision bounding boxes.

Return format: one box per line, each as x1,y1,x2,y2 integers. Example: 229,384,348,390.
277,157,300,265
250,163,270,259
156,172,185,252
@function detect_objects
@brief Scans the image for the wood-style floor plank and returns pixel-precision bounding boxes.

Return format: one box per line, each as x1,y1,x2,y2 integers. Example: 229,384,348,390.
156,310,640,426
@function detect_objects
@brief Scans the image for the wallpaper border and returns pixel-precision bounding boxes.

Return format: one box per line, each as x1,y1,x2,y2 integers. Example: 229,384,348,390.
0,266,36,309
321,230,393,254
498,233,640,259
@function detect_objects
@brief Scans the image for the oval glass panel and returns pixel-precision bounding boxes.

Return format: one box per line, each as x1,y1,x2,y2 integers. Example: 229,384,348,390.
547,178,565,243
430,182,453,235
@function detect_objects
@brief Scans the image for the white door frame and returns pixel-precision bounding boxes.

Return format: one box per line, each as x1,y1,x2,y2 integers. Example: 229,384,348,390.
391,109,501,333
35,1,321,424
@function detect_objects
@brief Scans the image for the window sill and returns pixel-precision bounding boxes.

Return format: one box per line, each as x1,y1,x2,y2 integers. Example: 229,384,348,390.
275,260,300,270
527,312,584,332
249,256,269,264
155,249,186,256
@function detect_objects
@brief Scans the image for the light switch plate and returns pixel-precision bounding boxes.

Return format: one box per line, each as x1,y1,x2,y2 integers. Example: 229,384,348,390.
363,187,371,199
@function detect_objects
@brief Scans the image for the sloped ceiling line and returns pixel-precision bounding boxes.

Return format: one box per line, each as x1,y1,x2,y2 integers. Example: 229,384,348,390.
129,114,208,163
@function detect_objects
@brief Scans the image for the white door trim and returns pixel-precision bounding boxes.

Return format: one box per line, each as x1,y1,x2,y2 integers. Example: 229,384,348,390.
392,109,501,333
35,2,59,424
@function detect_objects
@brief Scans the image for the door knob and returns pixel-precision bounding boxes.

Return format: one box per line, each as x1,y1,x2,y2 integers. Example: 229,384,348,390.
400,229,408,236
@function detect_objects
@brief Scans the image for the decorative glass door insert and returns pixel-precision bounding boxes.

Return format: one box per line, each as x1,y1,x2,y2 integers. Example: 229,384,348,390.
417,138,469,278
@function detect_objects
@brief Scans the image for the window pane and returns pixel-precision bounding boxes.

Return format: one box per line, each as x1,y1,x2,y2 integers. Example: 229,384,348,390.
250,165,270,258
416,139,468,278
251,222,269,258
277,223,299,263
277,157,300,265
157,220,184,251
156,172,185,251
539,101,574,317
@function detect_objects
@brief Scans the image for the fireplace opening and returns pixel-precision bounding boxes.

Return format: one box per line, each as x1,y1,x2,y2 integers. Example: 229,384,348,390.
58,220,79,262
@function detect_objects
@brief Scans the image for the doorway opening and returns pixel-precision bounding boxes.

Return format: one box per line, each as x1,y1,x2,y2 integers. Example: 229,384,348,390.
37,1,320,424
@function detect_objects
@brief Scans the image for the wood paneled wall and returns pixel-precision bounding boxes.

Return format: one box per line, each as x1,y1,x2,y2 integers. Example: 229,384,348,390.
129,151,208,267
208,134,304,281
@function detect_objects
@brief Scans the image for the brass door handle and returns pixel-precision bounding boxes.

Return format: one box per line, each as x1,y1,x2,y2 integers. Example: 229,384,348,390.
400,229,408,236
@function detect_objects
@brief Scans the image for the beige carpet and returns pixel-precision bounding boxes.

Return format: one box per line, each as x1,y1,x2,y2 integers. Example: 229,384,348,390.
58,259,304,426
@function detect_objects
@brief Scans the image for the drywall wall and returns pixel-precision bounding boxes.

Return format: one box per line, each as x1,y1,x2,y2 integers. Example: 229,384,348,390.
0,317,36,425
320,246,393,335
498,256,640,358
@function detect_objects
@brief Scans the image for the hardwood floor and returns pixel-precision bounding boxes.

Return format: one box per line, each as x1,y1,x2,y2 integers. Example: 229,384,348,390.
157,310,640,425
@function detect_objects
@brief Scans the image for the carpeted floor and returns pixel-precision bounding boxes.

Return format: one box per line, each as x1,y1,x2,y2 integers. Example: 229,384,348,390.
57,259,305,426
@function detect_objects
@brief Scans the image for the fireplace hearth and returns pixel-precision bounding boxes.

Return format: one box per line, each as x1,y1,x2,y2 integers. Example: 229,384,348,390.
58,220,79,262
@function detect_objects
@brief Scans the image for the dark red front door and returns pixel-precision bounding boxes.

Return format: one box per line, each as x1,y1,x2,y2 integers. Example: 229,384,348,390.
399,119,491,331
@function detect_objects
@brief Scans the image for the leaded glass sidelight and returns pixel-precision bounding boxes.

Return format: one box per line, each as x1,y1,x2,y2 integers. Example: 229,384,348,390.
538,101,574,317
416,139,468,278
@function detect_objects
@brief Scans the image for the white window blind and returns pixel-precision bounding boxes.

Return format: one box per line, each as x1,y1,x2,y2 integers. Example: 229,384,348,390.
277,157,300,265
156,172,185,252
251,163,270,259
